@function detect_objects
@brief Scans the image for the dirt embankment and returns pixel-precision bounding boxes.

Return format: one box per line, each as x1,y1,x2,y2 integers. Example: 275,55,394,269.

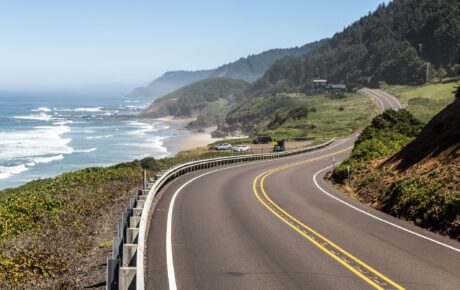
332,99,460,240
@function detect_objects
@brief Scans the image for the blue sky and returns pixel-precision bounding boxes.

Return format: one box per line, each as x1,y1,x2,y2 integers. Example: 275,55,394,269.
0,0,388,92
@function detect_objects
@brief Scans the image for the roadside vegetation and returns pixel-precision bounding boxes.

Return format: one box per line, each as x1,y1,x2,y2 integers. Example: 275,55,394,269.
0,161,152,288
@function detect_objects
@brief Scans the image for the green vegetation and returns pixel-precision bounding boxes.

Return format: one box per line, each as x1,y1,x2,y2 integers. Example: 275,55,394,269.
382,177,460,237
0,160,152,286
249,0,460,96
223,92,377,138
332,109,424,182
382,82,458,122
142,77,250,128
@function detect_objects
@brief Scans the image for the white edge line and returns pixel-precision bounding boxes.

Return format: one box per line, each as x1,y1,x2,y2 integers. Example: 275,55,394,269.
165,140,348,289
362,89,391,112
313,164,460,253
376,89,403,109
365,90,385,113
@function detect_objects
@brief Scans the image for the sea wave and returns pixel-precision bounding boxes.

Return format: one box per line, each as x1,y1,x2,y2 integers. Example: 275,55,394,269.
0,124,73,160
53,120,73,125
31,107,52,112
74,107,104,112
126,120,159,136
121,135,168,156
26,154,64,166
0,164,29,180
12,112,54,122
125,105,147,109
75,148,97,153
85,135,114,140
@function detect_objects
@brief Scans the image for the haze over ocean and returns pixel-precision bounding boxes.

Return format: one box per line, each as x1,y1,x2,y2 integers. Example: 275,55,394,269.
0,92,181,189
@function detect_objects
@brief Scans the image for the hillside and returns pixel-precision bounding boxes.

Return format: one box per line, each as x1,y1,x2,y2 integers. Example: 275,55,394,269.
332,94,460,239
249,0,460,96
217,92,377,137
383,82,458,122
141,77,249,128
128,40,325,99
210,41,325,82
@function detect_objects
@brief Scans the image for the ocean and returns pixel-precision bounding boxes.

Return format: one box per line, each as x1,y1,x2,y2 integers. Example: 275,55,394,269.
0,91,182,189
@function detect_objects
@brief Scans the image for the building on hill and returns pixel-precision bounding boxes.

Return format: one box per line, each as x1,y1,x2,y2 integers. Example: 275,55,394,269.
313,79,328,91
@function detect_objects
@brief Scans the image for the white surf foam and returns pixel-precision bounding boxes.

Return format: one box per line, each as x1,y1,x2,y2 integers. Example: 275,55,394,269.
126,121,159,136
31,107,52,112
74,107,104,112
85,135,114,140
75,148,97,153
26,154,64,166
0,124,73,160
53,120,73,125
0,164,29,180
13,112,54,122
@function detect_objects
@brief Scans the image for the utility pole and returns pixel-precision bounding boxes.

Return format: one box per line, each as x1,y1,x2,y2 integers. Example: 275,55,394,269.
426,63,430,84
418,43,423,56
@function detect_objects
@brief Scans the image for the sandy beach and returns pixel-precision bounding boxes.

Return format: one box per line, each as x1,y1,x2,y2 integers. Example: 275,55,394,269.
177,126,220,151
156,116,221,154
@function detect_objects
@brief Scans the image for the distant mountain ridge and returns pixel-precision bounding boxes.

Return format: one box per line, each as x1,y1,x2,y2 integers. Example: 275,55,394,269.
128,40,325,99
128,69,214,99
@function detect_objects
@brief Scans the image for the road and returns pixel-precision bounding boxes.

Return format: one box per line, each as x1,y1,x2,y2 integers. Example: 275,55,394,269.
144,89,460,289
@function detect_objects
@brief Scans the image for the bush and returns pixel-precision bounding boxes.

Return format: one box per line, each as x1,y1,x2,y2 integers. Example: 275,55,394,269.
140,157,158,170
382,177,460,236
332,109,423,183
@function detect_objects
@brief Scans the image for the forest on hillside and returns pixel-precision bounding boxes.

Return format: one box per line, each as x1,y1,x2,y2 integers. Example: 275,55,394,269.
249,0,460,96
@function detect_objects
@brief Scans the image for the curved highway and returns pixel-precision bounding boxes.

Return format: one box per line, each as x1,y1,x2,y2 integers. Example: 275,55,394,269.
144,89,460,289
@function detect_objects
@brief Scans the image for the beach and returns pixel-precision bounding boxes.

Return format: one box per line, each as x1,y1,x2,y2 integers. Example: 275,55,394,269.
157,116,220,153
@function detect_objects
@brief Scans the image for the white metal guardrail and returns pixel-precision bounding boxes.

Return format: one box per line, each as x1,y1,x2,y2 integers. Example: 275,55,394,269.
107,138,335,290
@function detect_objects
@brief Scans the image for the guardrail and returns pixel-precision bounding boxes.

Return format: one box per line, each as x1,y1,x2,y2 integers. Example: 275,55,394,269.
107,138,335,290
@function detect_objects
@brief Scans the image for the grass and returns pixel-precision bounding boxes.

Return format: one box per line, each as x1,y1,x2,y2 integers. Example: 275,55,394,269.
382,82,457,123
0,161,149,287
261,93,378,139
99,240,113,249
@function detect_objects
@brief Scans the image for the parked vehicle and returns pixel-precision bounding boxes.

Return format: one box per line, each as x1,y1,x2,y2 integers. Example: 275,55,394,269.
233,145,250,152
273,139,285,152
213,143,232,150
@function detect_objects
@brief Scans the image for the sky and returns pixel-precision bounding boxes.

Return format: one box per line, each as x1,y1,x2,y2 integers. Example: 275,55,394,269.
0,0,389,93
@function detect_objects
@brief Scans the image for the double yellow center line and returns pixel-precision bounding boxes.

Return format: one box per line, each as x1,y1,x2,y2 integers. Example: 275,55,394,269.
252,148,404,290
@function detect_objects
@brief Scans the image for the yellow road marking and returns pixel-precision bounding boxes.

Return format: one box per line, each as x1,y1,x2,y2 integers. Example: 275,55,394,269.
252,147,405,290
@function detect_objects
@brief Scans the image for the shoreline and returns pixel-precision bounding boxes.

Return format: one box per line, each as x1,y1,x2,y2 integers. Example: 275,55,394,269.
154,116,220,154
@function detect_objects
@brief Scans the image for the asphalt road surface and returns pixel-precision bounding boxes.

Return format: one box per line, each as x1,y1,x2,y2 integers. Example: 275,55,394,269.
145,89,460,290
